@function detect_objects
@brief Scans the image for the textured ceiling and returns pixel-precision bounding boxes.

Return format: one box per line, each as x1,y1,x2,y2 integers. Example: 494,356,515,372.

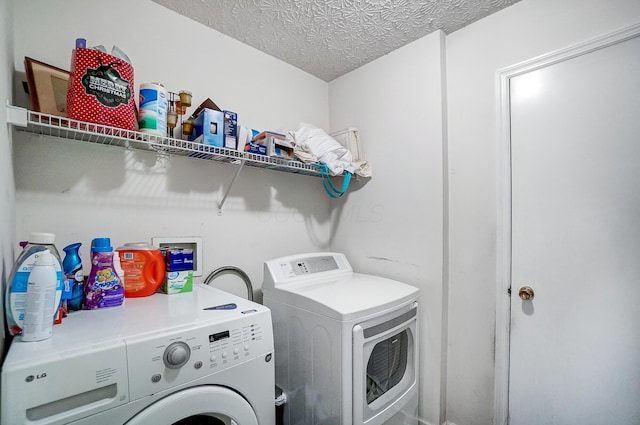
153,0,522,82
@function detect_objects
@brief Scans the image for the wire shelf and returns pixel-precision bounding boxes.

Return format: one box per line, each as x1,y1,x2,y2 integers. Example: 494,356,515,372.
8,106,322,177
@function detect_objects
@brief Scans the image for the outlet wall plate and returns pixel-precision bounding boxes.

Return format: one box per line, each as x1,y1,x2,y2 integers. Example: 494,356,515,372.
152,236,203,277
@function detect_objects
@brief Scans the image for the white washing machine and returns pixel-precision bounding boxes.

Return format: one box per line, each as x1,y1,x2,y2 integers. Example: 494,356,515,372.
262,253,419,425
1,284,275,425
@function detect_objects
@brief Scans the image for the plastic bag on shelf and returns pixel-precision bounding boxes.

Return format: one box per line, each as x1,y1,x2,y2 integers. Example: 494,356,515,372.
66,47,136,131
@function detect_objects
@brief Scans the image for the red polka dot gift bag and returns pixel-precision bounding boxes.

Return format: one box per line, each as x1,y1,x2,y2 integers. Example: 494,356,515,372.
66,48,136,131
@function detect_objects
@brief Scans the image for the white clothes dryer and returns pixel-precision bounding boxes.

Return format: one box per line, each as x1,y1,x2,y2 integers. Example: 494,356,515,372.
1,284,275,425
262,253,419,425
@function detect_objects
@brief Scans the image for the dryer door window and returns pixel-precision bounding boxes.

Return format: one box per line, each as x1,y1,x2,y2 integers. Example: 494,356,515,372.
366,329,409,404
353,304,418,425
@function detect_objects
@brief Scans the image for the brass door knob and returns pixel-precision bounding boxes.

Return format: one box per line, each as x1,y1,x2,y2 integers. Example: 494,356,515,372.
519,286,535,300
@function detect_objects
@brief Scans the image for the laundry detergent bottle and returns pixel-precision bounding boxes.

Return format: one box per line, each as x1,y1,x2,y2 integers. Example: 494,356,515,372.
5,232,64,336
84,238,124,309
116,242,166,297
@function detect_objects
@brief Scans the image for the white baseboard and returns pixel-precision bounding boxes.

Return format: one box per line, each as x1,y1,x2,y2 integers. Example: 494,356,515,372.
410,416,455,425
408,416,436,425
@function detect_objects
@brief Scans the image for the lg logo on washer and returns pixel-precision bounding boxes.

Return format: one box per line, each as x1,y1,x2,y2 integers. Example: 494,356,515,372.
25,372,47,383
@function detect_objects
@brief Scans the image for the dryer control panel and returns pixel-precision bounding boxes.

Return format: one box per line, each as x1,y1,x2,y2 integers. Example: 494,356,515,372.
263,252,352,287
292,255,339,275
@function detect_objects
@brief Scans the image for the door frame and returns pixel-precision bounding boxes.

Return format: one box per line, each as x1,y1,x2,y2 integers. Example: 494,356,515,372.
493,22,640,425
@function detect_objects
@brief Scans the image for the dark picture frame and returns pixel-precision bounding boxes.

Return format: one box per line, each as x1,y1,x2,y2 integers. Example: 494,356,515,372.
24,57,69,117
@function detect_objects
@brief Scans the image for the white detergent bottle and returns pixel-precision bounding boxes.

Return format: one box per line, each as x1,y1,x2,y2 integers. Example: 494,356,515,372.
22,250,58,342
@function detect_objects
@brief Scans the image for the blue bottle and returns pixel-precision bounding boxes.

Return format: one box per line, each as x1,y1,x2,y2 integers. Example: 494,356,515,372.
63,243,84,311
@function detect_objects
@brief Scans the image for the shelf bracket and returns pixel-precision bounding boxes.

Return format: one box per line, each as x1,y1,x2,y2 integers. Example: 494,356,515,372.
218,160,246,215
6,103,28,127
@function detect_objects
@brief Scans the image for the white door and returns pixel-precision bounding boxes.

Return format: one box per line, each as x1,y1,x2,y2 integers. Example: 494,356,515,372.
508,32,640,424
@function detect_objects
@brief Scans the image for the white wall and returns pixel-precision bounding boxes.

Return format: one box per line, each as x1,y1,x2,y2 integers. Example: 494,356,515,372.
11,0,332,300
0,0,16,357
328,32,446,425
445,0,640,424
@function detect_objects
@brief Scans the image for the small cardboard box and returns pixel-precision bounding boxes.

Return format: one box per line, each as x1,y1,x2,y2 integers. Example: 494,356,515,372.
223,110,238,150
162,248,194,272
189,108,225,147
187,98,238,149
253,131,294,159
262,137,295,160
245,142,267,155
162,270,193,294
253,130,286,143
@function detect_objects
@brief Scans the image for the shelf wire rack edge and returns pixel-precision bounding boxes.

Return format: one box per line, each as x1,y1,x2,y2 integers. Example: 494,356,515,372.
19,109,322,177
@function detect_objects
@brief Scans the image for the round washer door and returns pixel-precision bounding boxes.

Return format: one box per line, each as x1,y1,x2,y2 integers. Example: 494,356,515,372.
125,386,258,425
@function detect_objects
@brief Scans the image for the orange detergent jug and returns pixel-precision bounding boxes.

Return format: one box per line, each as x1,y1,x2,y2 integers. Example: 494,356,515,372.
115,243,166,297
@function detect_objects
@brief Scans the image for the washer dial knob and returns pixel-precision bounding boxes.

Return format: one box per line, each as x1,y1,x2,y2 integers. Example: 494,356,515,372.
163,341,191,369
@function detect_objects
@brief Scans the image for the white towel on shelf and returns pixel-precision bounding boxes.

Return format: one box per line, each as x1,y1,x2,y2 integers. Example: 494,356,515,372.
292,123,355,176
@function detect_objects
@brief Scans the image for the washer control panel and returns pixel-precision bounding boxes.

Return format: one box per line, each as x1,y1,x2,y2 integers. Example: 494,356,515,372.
126,309,273,401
